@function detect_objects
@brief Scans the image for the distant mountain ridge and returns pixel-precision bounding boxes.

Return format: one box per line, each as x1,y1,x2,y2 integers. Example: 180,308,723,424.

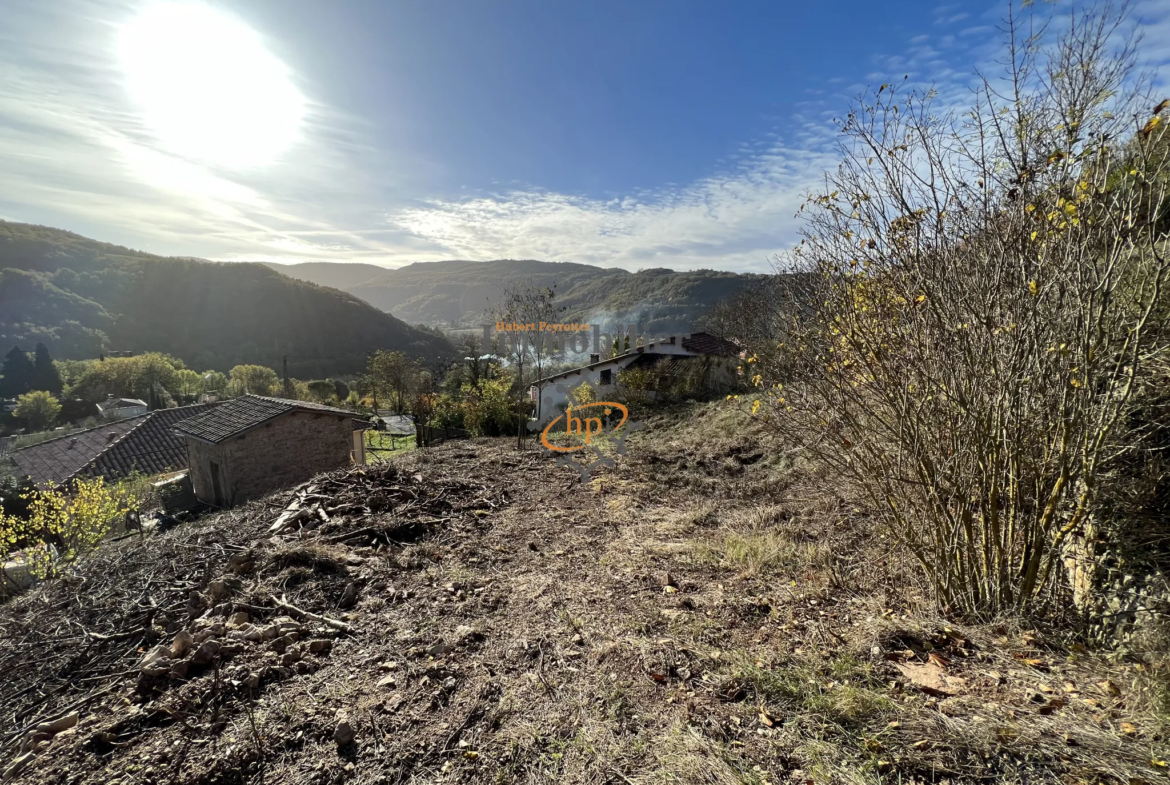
0,222,454,376
267,259,761,334
260,261,389,291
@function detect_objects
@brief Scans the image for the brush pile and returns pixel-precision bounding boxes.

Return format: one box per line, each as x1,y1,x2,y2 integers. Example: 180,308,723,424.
0,458,506,783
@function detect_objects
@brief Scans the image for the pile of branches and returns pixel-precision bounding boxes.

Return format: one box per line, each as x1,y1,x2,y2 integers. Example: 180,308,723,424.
268,461,504,544
0,458,507,757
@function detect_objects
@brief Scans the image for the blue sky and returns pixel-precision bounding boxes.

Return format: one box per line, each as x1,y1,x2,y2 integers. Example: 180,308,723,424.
1,0,1167,271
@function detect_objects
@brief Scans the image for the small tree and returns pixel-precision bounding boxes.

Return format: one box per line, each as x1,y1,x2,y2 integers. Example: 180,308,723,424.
0,477,139,581
14,390,61,431
171,369,205,401
202,370,228,396
368,351,417,414
307,379,338,403
490,283,565,446
0,346,34,398
31,344,63,396
570,381,596,408
228,364,280,396
754,4,1169,617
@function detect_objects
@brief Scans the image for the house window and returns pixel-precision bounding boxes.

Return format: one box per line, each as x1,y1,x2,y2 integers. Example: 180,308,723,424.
600,369,612,386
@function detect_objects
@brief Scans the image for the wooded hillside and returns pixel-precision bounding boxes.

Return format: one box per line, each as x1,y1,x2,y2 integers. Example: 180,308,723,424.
270,258,761,334
0,222,454,377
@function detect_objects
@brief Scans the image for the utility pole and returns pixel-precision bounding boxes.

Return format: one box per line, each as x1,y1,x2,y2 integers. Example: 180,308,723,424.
282,354,292,398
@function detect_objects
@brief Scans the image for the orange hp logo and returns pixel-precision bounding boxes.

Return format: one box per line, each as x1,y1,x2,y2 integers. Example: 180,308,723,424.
541,402,629,452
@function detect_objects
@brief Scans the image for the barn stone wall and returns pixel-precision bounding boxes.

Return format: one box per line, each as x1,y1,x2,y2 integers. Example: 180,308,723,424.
185,412,357,506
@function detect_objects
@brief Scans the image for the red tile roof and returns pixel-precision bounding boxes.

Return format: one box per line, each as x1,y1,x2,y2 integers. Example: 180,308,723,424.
5,403,218,487
80,404,220,481
173,395,367,444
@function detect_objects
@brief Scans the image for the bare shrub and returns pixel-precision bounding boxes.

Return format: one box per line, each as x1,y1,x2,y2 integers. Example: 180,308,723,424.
755,4,1170,617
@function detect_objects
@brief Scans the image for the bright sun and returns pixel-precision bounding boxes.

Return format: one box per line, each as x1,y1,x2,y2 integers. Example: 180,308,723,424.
118,1,306,169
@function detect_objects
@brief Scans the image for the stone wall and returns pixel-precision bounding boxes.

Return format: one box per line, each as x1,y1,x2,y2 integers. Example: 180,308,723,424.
185,412,357,506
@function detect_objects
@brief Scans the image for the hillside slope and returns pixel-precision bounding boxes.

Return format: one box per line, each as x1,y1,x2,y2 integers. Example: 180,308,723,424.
0,407,1164,784
0,222,454,376
272,258,762,334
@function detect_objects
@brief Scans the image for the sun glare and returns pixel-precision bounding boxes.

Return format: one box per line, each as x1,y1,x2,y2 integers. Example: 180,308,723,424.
118,1,306,168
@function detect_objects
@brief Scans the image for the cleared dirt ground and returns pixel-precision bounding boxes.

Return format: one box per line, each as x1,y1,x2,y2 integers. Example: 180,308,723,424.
1,402,1167,784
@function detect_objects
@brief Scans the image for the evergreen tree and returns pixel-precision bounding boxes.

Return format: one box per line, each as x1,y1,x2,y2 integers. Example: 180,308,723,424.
0,346,35,398
31,343,64,396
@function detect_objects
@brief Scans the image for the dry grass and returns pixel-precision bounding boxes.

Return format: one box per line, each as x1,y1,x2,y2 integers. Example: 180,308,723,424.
687,504,833,579
0,400,1166,784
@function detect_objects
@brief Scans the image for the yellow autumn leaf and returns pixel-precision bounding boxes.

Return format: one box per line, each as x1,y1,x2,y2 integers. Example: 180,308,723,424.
1029,280,1039,296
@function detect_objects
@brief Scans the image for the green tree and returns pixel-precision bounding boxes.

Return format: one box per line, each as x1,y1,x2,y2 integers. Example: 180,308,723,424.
14,390,62,431
367,351,416,413
490,284,564,445
172,369,205,400
202,370,228,396
228,364,280,396
0,346,35,398
65,353,182,403
30,343,63,395
0,477,140,581
307,379,338,403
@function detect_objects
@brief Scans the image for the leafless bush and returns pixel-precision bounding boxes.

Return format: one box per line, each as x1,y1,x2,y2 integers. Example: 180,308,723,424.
754,3,1170,618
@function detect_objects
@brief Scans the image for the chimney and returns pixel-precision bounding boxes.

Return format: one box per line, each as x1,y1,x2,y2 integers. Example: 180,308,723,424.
589,354,600,364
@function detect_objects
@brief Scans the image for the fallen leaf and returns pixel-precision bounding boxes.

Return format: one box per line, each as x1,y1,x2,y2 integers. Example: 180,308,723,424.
927,652,951,668
1119,721,1138,737
1011,653,1047,668
758,710,775,727
1097,680,1121,696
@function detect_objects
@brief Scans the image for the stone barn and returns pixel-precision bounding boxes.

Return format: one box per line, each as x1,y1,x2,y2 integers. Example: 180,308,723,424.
173,395,368,507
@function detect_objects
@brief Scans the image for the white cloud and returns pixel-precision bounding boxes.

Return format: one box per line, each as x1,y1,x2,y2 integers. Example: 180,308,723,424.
384,5,1023,273
4,0,1161,275
391,136,839,272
